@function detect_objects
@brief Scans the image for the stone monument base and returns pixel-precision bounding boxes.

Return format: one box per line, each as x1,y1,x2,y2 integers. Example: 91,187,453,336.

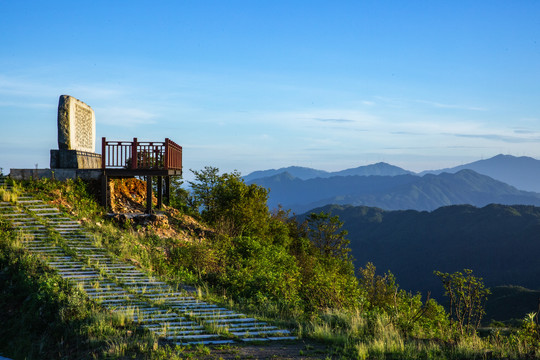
9,168,102,181
50,149,102,169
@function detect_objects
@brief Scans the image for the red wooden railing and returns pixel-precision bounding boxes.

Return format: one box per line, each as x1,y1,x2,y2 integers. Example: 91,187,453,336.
101,137,182,170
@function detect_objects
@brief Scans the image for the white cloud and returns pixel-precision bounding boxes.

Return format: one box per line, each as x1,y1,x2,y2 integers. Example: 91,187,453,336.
0,101,54,109
65,85,126,100
415,99,487,111
372,96,487,112
95,107,158,127
0,75,55,97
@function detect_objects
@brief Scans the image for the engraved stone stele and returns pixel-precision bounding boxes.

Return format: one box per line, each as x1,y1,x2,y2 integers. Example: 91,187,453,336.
57,95,95,152
50,95,101,169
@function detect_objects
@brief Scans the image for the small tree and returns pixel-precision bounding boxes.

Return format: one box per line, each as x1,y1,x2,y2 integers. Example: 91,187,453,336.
167,176,194,213
211,172,270,237
188,167,270,238
306,211,350,261
359,262,399,312
434,268,490,335
188,166,221,214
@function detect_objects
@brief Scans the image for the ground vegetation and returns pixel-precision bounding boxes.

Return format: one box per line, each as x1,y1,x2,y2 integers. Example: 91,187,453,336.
0,173,539,359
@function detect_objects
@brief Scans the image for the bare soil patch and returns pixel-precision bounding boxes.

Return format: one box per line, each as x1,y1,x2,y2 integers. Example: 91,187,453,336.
179,339,337,359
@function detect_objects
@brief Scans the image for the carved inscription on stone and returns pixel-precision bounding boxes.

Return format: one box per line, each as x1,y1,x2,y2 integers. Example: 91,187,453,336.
74,104,93,150
57,95,96,152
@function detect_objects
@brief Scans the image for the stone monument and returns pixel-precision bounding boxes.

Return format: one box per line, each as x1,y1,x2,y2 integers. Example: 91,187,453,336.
50,95,102,169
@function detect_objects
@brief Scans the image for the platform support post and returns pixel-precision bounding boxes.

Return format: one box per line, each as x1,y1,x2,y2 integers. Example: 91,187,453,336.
146,176,153,214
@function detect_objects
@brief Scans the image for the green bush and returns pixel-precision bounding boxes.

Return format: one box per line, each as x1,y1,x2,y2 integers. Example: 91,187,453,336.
300,256,361,314
219,236,302,311
359,262,449,338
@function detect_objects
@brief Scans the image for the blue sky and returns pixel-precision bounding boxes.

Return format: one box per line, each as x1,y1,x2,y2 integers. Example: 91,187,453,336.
1,1,539,179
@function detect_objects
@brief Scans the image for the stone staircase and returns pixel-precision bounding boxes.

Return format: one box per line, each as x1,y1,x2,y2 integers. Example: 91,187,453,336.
0,177,296,346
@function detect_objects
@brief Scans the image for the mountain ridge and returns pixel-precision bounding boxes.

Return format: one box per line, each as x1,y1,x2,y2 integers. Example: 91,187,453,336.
249,169,540,213
419,154,540,193
243,162,412,182
245,154,540,192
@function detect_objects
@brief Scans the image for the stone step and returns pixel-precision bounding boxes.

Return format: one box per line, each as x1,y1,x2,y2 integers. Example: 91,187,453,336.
86,290,130,296
205,318,258,324
132,316,185,324
27,248,65,253
15,225,47,229
156,329,207,336
28,208,60,212
169,302,221,308
58,271,101,277
26,247,63,251
142,323,200,330
217,325,276,332
51,224,81,228
187,312,239,319
113,306,165,312
144,294,194,300
165,334,223,341
99,299,139,304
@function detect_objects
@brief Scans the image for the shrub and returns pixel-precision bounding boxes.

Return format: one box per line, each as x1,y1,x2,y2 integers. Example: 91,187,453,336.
219,236,302,311
435,269,490,335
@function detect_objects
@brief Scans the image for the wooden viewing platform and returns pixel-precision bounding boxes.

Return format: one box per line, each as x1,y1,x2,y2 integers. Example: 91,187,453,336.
101,137,183,213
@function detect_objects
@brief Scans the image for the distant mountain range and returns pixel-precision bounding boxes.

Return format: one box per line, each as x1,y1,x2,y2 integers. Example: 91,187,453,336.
421,154,540,193
245,155,540,212
243,162,412,182
296,203,540,308
247,169,540,213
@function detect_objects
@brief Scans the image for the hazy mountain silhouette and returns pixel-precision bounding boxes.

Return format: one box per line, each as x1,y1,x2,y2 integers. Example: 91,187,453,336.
244,162,411,182
420,154,540,192
332,162,413,177
249,169,540,213
243,166,329,182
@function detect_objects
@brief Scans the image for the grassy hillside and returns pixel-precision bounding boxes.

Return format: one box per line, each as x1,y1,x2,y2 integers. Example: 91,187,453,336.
1,175,540,359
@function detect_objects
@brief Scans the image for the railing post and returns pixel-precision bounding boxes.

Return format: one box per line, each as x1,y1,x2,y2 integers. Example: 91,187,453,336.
132,138,138,169
101,137,106,169
164,138,170,170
